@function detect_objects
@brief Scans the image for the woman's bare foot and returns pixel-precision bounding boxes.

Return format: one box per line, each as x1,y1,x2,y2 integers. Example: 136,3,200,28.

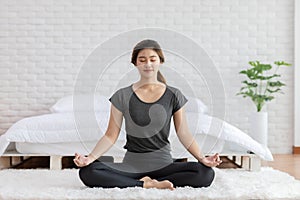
140,176,152,182
140,176,174,190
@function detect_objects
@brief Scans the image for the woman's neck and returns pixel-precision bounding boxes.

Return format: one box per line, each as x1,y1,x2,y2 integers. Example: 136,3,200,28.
133,79,165,91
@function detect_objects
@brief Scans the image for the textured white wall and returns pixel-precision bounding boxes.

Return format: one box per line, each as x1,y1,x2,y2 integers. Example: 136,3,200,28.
0,0,294,153
295,0,300,147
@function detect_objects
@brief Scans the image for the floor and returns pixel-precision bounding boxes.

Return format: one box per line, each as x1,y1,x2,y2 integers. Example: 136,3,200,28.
262,154,300,180
8,154,300,180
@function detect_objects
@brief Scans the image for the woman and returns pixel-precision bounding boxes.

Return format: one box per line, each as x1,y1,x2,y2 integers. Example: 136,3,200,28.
74,39,222,190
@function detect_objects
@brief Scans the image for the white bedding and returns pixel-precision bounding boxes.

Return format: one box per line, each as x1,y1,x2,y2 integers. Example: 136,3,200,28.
14,137,220,161
15,141,127,160
0,112,273,161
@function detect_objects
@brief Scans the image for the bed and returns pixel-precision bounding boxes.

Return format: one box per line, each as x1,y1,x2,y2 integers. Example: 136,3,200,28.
0,95,273,170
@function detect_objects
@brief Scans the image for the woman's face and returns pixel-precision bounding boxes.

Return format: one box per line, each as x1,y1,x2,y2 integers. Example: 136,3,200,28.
135,48,161,79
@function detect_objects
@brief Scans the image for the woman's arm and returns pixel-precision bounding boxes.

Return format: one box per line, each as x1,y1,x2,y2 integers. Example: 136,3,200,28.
173,107,204,161
74,104,123,167
173,107,222,167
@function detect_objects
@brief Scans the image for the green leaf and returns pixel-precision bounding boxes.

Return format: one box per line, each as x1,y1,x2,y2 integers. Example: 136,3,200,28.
242,80,258,87
240,69,258,80
240,86,248,90
254,64,272,73
268,81,286,87
237,90,254,98
265,96,274,101
249,61,259,67
255,75,270,80
239,70,247,74
266,88,281,93
266,74,280,79
274,61,292,66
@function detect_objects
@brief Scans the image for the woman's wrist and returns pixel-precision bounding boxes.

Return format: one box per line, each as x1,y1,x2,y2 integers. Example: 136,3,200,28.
87,153,97,163
197,155,205,163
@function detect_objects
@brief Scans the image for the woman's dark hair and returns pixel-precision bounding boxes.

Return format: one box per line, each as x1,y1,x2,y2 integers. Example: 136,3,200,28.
131,39,166,84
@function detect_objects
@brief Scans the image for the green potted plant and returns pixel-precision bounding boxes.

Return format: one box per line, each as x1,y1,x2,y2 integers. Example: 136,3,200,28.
237,61,291,146
237,61,291,112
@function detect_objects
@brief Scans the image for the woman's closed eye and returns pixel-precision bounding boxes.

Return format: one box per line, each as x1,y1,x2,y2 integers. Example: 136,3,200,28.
139,59,156,63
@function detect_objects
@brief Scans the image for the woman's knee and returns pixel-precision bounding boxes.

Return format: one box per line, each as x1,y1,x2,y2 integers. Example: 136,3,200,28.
201,167,215,187
194,163,215,187
79,165,93,187
79,162,102,187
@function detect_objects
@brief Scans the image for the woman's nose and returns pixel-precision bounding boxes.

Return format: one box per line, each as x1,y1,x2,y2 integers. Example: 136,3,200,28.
145,61,152,67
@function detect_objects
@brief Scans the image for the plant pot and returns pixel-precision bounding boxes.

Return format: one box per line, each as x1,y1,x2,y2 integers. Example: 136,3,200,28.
249,112,268,147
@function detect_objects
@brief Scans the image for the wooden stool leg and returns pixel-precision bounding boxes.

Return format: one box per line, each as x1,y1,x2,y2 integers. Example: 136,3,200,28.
250,157,261,171
50,156,62,170
241,156,250,170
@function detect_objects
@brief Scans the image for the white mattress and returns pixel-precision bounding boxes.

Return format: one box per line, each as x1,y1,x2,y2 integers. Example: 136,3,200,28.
0,112,273,161
15,140,126,158
15,134,225,161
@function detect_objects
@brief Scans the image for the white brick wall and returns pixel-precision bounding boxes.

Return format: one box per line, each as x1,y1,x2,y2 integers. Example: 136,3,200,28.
0,0,294,154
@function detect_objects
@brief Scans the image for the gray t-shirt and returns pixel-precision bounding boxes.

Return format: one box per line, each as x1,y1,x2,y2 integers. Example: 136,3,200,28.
109,84,187,168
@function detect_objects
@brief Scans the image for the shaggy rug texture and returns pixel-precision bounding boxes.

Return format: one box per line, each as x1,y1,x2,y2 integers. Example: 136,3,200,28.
0,167,300,200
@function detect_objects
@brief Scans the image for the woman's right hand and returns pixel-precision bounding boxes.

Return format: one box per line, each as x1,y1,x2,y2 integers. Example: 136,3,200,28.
73,153,93,167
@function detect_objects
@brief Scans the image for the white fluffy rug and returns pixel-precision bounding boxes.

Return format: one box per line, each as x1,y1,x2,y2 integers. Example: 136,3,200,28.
0,167,300,200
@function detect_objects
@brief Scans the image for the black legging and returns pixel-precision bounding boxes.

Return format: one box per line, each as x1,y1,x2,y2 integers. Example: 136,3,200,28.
79,160,215,188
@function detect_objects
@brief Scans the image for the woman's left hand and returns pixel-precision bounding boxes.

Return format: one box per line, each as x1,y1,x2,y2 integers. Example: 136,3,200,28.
200,153,222,167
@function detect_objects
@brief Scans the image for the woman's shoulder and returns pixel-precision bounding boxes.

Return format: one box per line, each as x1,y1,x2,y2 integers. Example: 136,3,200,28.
111,85,133,97
166,85,188,103
114,85,132,92
166,85,184,95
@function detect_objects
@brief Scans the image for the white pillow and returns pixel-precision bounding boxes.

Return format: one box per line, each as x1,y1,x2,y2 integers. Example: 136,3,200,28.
185,96,208,114
50,94,111,113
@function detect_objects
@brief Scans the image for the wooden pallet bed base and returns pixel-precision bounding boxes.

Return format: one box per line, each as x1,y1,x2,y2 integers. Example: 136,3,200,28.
2,150,65,170
1,150,261,171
